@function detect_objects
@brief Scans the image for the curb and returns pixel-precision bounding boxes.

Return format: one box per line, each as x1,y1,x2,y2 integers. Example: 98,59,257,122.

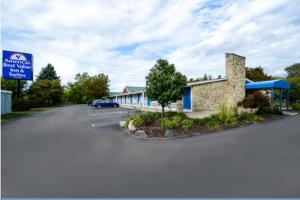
122,127,204,140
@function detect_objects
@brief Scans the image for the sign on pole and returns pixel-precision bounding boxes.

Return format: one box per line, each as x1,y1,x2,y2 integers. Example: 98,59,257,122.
2,50,33,80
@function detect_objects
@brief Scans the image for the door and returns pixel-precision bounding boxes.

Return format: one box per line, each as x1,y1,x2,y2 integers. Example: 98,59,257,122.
183,87,191,110
130,95,133,105
137,95,140,105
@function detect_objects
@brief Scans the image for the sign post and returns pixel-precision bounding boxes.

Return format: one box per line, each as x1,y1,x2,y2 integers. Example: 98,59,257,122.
2,50,34,97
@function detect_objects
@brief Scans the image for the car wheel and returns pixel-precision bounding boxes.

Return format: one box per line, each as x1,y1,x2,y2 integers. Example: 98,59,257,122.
113,104,117,108
97,105,101,108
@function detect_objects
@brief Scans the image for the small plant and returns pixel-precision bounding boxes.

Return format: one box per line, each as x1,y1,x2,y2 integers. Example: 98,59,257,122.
292,103,300,111
175,112,188,119
182,119,193,130
215,105,238,126
207,120,221,129
237,92,270,113
172,116,182,123
192,117,211,126
132,115,143,127
159,118,177,129
164,111,178,118
238,112,263,123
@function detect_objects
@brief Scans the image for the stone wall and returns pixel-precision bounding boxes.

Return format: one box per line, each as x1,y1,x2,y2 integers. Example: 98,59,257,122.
191,80,228,111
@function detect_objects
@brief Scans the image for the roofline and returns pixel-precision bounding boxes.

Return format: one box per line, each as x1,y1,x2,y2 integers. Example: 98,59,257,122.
109,90,144,97
1,90,12,94
187,78,228,86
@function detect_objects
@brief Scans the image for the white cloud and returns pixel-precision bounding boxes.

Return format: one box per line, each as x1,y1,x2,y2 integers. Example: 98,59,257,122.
2,0,300,91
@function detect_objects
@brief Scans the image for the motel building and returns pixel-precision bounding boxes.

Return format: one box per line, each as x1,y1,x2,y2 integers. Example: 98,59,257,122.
107,53,291,113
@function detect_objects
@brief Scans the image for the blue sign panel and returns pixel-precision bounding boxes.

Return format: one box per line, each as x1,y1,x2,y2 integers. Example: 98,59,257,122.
2,50,33,80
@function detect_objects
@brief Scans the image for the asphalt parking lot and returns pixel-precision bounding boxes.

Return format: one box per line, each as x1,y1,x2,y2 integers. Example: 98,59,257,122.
2,104,300,197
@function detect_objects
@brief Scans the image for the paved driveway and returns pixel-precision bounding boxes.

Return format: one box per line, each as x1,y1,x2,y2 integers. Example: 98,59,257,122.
2,105,300,197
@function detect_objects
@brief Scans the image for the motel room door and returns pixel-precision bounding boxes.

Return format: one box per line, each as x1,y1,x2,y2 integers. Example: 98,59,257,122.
183,87,191,110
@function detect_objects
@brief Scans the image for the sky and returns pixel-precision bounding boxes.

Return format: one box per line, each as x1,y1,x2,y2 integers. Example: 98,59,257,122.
1,0,300,91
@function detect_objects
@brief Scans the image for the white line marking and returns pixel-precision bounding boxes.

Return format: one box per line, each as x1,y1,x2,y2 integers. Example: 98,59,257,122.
91,121,120,127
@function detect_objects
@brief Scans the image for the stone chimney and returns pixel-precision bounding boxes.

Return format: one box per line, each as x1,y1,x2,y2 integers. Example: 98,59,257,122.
225,53,246,108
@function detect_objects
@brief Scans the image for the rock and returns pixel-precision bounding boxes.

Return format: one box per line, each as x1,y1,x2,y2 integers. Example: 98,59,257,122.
119,121,126,127
128,120,136,131
134,130,147,139
164,129,174,137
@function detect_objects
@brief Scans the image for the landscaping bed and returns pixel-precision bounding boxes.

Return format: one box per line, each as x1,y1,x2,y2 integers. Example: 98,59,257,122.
123,106,283,139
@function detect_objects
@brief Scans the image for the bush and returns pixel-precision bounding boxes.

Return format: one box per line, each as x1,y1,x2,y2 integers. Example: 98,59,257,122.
192,117,211,126
292,103,300,111
132,115,143,127
164,111,178,118
256,107,282,115
172,116,182,123
207,120,221,129
215,105,238,126
140,112,161,125
182,119,193,130
159,118,177,129
238,112,263,123
237,92,270,112
12,98,31,111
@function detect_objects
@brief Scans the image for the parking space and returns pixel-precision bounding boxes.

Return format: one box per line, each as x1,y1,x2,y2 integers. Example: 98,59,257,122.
2,104,300,197
86,107,137,127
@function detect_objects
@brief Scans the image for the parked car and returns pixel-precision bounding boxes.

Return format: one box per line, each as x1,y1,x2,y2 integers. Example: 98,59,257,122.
93,100,119,108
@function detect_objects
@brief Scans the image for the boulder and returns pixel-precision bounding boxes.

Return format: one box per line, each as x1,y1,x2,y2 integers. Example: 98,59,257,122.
134,130,147,139
128,120,136,131
164,129,174,137
119,121,126,128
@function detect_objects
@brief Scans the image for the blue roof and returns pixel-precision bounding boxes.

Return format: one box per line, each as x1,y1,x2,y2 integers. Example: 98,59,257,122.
245,79,291,90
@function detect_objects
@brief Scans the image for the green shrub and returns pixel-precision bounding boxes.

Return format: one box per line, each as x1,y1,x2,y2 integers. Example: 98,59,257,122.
292,103,300,111
238,112,263,123
132,115,143,127
12,98,32,111
159,118,177,129
192,117,211,126
207,120,221,129
175,112,188,119
164,111,178,118
182,119,193,130
256,106,282,115
172,116,182,123
140,112,160,125
215,105,238,125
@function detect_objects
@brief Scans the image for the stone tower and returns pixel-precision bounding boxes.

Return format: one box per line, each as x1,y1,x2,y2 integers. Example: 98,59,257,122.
225,53,246,108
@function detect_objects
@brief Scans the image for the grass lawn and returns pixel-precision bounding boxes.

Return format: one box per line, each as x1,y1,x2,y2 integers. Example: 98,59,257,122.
1,107,51,123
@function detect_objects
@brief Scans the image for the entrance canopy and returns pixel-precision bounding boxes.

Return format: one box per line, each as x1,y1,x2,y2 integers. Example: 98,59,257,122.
245,79,290,90
245,79,291,112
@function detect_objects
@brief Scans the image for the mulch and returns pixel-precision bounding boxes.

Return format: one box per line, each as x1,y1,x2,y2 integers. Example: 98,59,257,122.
136,125,215,138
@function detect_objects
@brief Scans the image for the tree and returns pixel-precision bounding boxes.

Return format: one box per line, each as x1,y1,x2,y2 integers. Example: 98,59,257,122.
65,72,110,103
36,63,60,81
28,79,63,106
85,73,109,100
218,75,222,79
237,92,270,113
145,59,187,117
246,66,272,81
285,63,300,101
1,78,27,98
203,74,208,80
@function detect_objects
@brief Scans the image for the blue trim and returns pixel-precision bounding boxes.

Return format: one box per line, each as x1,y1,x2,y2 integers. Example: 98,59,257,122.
137,94,140,105
245,79,290,90
183,87,191,110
